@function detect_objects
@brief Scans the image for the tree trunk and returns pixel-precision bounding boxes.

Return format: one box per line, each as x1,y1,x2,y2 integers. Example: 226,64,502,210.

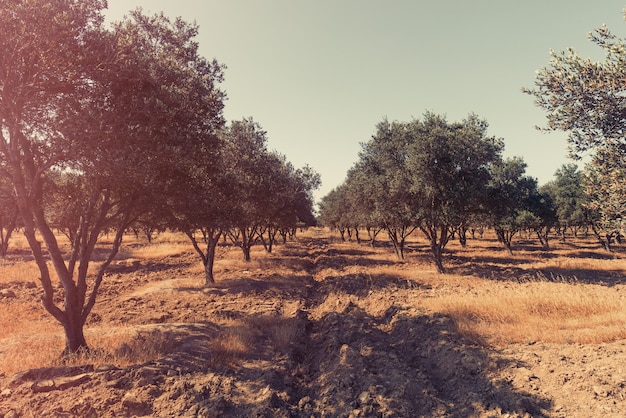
432,247,445,274
496,229,515,255
242,244,251,262
0,222,15,257
385,225,416,260
61,311,88,355
204,259,215,285
187,228,221,286
589,222,612,252
421,223,451,274
458,228,467,247
204,238,217,285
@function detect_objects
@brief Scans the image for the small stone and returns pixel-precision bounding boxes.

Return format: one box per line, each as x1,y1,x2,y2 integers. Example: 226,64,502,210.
593,385,609,397
0,289,16,299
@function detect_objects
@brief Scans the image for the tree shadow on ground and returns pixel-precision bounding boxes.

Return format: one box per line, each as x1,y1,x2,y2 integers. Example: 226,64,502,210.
174,272,316,301
447,252,626,285
315,273,425,298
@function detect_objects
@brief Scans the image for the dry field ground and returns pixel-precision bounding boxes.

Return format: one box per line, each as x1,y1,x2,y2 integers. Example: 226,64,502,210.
1,228,626,417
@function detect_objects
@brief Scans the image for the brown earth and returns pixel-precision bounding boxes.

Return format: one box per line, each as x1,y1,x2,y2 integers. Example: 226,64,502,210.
1,233,626,417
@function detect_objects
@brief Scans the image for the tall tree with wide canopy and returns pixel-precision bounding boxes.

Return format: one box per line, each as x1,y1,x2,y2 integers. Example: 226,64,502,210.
222,118,282,261
406,113,503,272
0,2,225,353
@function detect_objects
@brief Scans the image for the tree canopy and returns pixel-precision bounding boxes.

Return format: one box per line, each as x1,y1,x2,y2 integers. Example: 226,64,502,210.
0,1,226,353
525,10,626,248
320,113,508,272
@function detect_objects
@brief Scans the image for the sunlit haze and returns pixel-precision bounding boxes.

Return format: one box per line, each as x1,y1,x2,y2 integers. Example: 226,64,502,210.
106,1,625,203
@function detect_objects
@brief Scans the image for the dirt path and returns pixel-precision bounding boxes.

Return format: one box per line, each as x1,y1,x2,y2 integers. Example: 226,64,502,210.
1,237,625,417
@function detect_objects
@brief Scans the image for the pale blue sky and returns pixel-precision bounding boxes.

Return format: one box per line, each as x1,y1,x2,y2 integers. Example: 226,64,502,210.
106,1,625,202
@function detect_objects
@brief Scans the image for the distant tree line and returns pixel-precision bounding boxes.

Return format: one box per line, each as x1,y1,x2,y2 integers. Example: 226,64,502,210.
318,112,620,272
0,1,318,354
318,113,556,273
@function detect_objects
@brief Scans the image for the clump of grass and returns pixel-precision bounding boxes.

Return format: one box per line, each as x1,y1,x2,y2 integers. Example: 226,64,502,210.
0,328,179,376
429,278,626,346
0,333,66,376
208,325,254,367
249,315,302,350
0,258,46,285
112,329,178,365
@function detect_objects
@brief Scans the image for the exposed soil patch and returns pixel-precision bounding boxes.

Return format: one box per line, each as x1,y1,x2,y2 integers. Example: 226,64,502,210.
1,235,626,417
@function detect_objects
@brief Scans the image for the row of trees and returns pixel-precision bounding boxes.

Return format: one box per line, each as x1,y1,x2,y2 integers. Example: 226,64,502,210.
320,10,626,270
318,113,556,273
0,1,318,354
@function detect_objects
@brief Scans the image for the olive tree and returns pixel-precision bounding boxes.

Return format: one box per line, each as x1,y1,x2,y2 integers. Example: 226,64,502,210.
541,164,586,240
487,158,546,254
0,2,224,353
406,113,503,272
524,14,626,248
583,145,626,250
357,119,420,259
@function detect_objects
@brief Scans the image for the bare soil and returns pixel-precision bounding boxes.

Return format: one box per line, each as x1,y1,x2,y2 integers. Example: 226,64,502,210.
1,234,626,417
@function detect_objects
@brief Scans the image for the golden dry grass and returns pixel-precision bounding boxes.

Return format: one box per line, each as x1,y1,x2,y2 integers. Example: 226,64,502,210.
0,259,41,285
249,315,302,350
207,323,255,367
0,327,179,376
427,278,626,346
120,242,191,260
316,227,626,347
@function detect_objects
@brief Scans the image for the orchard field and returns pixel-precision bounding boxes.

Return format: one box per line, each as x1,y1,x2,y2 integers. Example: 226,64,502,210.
1,229,625,417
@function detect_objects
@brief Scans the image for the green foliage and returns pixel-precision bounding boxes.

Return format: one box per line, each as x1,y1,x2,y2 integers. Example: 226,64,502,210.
487,157,552,252
583,145,626,249
541,164,586,236
524,25,626,157
0,1,226,352
321,113,505,271
525,11,626,248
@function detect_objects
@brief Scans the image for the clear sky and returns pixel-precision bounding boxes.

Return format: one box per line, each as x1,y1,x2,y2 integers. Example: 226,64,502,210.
105,1,625,202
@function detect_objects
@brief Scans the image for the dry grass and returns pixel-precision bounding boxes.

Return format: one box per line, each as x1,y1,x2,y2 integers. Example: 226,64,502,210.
319,228,626,347
0,327,179,376
424,277,626,346
118,241,192,261
208,324,255,367
0,259,41,285
249,315,302,350
206,314,302,367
